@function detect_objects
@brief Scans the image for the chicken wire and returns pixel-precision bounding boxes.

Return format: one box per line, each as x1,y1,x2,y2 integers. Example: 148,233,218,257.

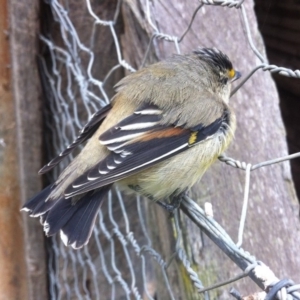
38,0,300,299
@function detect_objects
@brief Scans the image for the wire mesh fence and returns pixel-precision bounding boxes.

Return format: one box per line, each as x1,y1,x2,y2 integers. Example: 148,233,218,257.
38,0,300,299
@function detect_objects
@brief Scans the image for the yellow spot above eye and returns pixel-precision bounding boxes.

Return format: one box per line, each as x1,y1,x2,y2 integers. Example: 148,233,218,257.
228,69,235,79
189,132,198,145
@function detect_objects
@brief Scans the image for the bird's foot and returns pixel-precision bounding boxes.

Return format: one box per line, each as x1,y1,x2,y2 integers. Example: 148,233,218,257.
156,200,178,213
156,190,188,216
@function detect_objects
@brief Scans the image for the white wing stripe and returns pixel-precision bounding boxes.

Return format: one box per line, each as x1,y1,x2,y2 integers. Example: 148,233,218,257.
100,132,144,145
135,109,162,115
119,122,159,130
114,158,123,164
99,170,109,175
106,142,127,151
106,164,116,170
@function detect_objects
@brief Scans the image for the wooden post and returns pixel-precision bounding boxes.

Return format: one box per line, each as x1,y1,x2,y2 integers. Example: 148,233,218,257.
0,0,48,299
0,1,28,299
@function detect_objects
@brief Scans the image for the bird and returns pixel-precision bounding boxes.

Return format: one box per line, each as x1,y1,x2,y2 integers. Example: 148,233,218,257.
22,47,241,249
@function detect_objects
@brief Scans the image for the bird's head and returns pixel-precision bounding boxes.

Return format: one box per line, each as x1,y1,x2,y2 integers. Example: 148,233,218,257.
194,47,241,101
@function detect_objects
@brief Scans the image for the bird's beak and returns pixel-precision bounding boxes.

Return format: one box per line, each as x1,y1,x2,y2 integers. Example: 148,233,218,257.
231,71,241,83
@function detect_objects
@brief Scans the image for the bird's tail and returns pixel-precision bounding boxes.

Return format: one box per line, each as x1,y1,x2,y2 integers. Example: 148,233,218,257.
21,185,111,249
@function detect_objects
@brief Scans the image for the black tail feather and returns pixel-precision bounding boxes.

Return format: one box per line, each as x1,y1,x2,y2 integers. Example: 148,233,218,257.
40,211,49,225
44,190,99,236
43,196,82,236
21,185,58,217
45,185,111,248
22,183,112,249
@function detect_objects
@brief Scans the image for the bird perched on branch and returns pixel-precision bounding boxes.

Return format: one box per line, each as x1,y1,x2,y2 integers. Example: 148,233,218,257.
22,48,241,249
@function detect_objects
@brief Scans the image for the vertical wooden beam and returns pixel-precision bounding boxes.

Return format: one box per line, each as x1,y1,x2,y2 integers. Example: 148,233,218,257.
0,1,29,299
0,0,48,299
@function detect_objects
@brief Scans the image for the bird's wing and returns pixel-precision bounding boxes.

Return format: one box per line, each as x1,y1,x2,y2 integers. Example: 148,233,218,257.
39,104,112,174
64,102,229,198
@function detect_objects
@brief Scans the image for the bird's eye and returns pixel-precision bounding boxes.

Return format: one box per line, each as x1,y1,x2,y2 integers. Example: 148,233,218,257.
220,77,228,85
